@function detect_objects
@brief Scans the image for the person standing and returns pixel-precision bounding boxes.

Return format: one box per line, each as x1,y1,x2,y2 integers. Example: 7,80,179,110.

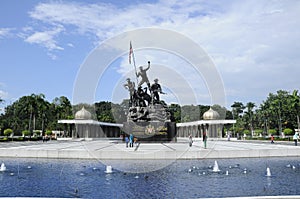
134,137,138,147
203,131,207,149
129,134,134,148
293,132,299,146
188,134,193,147
125,136,129,148
270,134,274,144
136,61,150,88
227,132,231,141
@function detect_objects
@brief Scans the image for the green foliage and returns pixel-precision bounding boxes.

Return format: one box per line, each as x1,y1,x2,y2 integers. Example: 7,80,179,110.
0,137,8,141
0,89,300,139
95,101,115,122
231,89,300,136
283,128,293,135
269,129,277,135
0,94,73,133
45,130,52,135
22,130,30,136
231,102,245,118
243,129,251,135
30,137,38,141
211,104,227,119
168,103,181,122
4,128,13,136
254,129,263,136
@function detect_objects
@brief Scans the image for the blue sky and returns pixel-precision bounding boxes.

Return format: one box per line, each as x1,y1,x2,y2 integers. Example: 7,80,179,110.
1,0,300,110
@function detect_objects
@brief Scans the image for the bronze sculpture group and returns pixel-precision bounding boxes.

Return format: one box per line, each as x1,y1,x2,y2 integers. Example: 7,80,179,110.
124,61,169,122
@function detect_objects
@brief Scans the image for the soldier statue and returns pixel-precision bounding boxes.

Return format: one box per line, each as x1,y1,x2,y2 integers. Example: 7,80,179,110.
150,78,164,103
136,61,151,89
123,78,136,106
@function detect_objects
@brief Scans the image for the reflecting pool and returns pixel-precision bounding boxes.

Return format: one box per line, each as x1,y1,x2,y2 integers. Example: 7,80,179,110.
0,157,299,198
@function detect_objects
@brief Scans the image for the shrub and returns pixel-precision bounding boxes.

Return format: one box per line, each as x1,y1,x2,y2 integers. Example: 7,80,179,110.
22,130,30,137
0,137,8,142
45,130,52,136
283,128,294,136
254,129,263,136
243,129,251,135
268,129,277,135
30,137,38,141
4,128,13,137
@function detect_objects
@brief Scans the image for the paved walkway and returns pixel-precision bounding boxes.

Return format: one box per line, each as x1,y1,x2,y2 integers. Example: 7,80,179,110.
0,138,299,160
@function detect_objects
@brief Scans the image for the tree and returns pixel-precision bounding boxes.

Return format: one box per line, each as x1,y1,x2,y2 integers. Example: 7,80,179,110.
231,102,245,119
244,102,255,136
198,105,210,120
291,90,300,132
181,105,200,122
111,103,126,123
168,103,181,123
95,101,115,122
231,102,245,137
212,104,227,120
260,90,292,136
49,96,73,130
52,96,73,119
0,94,72,134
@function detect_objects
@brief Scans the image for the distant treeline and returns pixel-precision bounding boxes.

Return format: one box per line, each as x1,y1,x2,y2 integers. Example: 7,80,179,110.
0,89,299,136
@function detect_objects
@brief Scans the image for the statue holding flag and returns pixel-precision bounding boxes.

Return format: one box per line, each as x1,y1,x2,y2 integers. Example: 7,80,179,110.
123,41,176,141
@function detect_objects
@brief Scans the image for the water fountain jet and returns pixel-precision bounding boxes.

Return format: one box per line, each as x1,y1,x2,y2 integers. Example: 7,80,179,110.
105,165,113,173
266,167,271,177
212,161,220,172
0,163,6,171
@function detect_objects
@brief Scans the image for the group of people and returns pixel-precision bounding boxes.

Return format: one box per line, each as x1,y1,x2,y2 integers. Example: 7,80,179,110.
124,61,164,107
124,134,138,148
188,132,207,149
271,132,299,146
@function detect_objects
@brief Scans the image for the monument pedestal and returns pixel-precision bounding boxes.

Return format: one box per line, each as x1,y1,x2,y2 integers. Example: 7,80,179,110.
122,121,176,141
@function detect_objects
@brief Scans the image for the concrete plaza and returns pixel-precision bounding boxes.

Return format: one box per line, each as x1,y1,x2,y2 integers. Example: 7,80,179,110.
0,138,299,160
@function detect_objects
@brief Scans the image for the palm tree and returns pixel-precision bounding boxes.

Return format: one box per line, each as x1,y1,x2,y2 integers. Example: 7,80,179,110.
291,90,300,132
245,102,255,136
231,102,245,137
231,102,245,118
271,99,283,136
256,104,268,136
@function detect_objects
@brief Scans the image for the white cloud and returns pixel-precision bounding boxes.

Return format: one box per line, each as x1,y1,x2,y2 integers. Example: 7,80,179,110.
0,28,12,39
67,43,74,48
0,90,8,99
24,26,64,51
0,82,8,102
24,0,300,106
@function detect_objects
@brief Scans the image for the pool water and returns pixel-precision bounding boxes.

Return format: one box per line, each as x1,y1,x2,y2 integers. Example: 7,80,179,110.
0,157,299,198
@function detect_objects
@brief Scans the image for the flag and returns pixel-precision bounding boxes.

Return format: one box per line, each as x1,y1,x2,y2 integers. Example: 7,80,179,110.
128,41,138,85
129,41,133,64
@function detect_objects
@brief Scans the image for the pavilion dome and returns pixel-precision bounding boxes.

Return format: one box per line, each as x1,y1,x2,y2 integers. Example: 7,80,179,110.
203,107,220,120
75,107,92,120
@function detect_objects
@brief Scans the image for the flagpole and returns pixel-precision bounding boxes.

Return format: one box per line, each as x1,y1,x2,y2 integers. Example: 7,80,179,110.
129,41,139,86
